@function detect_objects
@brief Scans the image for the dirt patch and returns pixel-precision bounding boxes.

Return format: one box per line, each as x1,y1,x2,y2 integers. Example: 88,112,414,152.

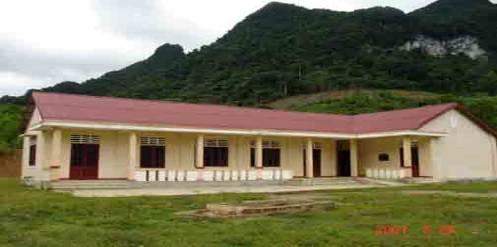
177,198,335,218
402,190,497,198
0,150,21,178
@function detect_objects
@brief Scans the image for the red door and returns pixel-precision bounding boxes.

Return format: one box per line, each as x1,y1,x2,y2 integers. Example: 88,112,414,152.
302,149,322,177
70,144,99,180
313,149,322,177
400,146,420,177
411,146,420,177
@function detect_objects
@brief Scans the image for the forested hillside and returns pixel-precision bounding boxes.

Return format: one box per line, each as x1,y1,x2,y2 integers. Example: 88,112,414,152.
1,0,497,150
2,0,496,105
0,105,22,153
269,89,497,128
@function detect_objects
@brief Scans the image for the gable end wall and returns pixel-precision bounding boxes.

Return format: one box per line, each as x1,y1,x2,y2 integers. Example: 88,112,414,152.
420,110,497,179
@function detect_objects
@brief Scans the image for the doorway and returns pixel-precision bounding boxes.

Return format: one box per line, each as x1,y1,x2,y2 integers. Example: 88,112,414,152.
70,144,99,179
411,146,420,177
337,150,351,177
336,140,351,177
303,148,322,177
400,146,420,177
313,149,322,177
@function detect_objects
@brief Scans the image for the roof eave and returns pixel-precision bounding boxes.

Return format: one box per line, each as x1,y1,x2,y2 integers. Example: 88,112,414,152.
35,119,447,139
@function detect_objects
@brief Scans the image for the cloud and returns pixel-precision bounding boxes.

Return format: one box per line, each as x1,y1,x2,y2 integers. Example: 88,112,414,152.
91,0,209,50
0,0,161,96
0,0,495,96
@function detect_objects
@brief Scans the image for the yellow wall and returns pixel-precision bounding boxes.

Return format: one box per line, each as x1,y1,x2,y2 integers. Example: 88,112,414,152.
21,131,50,181
22,112,497,182
24,130,337,180
417,138,433,177
358,137,402,176
420,110,497,179
23,109,496,181
357,137,433,177
27,108,41,127
57,130,129,179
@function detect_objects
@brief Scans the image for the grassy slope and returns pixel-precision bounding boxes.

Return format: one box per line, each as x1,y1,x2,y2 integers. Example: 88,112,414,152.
1,179,497,246
267,89,442,112
268,89,497,128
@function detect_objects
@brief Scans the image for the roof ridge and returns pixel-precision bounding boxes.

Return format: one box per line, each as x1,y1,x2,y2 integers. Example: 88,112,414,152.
352,103,458,117
32,91,458,119
32,91,350,119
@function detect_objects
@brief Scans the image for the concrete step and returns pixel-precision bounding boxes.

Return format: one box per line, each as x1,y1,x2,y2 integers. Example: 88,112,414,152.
129,180,285,188
284,177,365,186
398,177,439,184
50,180,131,190
50,180,287,190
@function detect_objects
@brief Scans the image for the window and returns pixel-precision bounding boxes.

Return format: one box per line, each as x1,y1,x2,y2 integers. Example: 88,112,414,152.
250,148,255,167
302,142,322,172
263,149,280,167
378,153,389,162
204,139,228,167
28,137,36,167
140,137,166,168
250,140,281,167
399,148,405,167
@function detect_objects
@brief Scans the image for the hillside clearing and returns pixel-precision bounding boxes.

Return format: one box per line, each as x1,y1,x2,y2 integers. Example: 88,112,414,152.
266,89,441,110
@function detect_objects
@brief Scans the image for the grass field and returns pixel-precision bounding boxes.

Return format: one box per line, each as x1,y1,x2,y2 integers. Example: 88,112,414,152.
1,179,497,247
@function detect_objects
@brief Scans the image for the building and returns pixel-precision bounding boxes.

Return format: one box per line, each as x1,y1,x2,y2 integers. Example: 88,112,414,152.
21,92,497,183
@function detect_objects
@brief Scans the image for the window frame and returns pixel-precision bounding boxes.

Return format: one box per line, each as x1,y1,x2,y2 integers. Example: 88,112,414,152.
204,138,229,167
28,137,37,167
250,140,281,167
378,153,390,162
139,137,166,169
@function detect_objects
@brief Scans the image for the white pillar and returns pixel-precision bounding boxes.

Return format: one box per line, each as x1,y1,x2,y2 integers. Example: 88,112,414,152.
350,139,358,177
306,138,314,178
36,131,48,181
402,136,412,167
21,135,30,178
330,140,337,177
196,134,204,168
128,132,138,180
490,136,497,178
255,136,263,168
50,129,62,181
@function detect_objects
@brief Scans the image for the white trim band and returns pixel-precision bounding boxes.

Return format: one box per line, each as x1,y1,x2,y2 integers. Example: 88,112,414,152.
33,120,448,139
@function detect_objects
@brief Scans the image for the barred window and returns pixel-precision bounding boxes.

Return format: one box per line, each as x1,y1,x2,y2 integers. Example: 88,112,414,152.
204,139,228,167
250,140,281,167
28,137,36,167
140,137,166,168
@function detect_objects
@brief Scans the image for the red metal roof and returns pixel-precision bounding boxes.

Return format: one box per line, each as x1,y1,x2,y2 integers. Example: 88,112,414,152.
31,92,459,134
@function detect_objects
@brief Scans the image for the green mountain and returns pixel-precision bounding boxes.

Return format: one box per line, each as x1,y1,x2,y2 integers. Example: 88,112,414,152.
2,0,497,152
2,0,496,106
410,0,497,51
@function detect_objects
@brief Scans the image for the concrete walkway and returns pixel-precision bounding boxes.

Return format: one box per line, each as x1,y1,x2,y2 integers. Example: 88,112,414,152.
68,182,399,197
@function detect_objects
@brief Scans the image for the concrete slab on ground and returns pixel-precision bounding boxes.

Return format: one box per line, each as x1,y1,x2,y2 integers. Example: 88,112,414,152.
67,182,403,197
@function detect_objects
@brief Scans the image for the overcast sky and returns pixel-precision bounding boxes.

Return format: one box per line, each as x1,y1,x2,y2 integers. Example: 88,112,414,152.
1,0,495,96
